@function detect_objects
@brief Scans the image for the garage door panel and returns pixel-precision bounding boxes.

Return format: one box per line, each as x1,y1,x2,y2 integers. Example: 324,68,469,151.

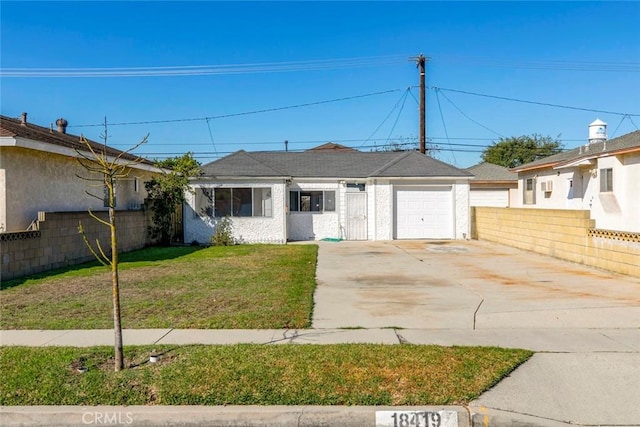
395,186,453,239
470,189,508,207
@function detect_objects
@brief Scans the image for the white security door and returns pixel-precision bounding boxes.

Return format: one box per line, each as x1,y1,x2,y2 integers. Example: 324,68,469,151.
346,192,367,240
395,186,454,239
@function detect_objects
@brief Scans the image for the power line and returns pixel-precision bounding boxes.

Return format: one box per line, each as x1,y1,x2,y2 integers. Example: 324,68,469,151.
435,87,640,117
359,88,411,149
434,89,457,166
69,89,403,128
436,88,505,137
1,55,408,78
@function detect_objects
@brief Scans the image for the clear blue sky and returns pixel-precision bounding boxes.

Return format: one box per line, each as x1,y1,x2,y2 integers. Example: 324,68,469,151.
2,1,639,168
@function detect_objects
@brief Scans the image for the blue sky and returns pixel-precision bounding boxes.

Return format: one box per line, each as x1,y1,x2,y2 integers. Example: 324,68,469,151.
1,1,639,168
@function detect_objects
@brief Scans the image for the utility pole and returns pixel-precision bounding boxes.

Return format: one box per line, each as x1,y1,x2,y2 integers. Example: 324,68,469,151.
410,54,428,154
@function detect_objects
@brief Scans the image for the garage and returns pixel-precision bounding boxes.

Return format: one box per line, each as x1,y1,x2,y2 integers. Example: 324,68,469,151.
395,186,454,239
470,188,509,207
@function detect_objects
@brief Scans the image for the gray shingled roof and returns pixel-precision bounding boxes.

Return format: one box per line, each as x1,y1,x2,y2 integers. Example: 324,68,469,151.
512,130,640,172
201,150,473,179
465,162,517,181
0,114,152,165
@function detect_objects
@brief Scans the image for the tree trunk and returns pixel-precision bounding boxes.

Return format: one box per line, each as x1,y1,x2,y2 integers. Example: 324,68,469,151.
109,189,124,371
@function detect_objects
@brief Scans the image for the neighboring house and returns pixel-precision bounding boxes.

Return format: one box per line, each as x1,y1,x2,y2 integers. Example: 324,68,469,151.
465,162,518,207
510,120,640,232
0,113,160,232
185,148,473,243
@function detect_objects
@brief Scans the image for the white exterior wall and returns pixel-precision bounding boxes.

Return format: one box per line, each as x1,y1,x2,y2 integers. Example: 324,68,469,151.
288,181,340,241
593,153,639,232
454,181,471,239
0,146,153,232
184,181,287,244
371,180,393,240
517,151,640,232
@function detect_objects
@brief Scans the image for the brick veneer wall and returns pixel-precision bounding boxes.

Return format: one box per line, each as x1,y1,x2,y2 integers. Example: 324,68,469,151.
1,210,154,281
472,207,640,277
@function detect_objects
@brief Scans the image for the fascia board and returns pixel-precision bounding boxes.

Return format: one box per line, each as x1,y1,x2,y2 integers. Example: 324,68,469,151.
10,136,162,173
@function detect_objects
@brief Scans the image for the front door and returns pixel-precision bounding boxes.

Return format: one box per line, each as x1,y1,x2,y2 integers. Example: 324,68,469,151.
346,192,367,240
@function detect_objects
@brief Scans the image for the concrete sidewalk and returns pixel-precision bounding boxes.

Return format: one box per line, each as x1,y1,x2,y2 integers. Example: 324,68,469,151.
2,327,640,426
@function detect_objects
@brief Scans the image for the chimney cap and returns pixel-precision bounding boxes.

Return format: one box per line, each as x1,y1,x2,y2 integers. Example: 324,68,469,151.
55,118,69,134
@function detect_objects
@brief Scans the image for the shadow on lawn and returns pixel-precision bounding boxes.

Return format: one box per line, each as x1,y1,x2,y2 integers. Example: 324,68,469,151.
1,245,206,290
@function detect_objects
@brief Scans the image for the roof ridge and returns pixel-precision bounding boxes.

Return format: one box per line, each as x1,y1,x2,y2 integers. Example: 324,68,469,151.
369,151,413,176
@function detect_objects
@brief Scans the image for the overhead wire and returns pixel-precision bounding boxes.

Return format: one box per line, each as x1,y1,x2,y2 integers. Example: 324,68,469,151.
435,88,505,137
69,88,403,128
205,119,218,159
435,87,640,117
359,88,411,149
384,89,410,145
434,89,457,166
0,55,408,78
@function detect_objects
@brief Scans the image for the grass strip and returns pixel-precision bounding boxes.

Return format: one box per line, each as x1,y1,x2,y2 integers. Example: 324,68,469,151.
0,344,532,406
1,245,317,330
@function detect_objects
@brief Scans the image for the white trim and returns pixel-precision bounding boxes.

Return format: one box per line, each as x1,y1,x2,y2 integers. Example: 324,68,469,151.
2,136,163,173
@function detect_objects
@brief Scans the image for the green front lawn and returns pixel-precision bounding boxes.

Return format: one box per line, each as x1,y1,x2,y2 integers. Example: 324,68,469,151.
0,344,532,406
0,245,318,329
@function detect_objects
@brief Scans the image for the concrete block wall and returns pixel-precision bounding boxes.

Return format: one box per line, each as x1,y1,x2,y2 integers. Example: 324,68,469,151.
1,210,154,281
473,207,640,277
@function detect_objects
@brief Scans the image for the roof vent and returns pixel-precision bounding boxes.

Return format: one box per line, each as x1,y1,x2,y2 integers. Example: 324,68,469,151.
588,119,607,144
21,112,27,126
55,118,68,134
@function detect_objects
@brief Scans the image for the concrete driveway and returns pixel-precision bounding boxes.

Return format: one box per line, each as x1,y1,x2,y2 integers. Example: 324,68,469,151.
312,239,640,329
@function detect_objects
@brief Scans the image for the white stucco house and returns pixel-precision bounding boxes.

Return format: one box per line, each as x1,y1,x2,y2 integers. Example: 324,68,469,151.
0,113,160,232
510,120,640,232
185,145,473,243
465,162,518,207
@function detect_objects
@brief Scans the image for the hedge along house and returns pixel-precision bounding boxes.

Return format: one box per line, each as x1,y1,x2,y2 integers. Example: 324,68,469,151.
184,146,473,244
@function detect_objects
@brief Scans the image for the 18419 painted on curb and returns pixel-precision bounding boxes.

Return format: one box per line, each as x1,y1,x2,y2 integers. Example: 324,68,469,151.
376,410,458,427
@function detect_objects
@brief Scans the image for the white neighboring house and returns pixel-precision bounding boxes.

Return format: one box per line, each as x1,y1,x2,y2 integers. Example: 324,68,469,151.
510,120,640,233
184,145,474,243
0,113,160,232
465,162,518,207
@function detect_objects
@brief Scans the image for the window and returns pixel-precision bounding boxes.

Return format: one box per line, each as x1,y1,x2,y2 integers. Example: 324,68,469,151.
289,190,336,212
195,188,213,217
600,168,613,192
133,177,139,193
200,187,271,218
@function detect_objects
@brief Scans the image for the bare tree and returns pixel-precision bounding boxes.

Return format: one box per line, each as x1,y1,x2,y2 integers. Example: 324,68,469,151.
76,120,148,371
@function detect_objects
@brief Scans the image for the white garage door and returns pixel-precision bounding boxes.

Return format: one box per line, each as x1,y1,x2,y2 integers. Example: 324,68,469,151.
395,186,454,239
470,188,509,207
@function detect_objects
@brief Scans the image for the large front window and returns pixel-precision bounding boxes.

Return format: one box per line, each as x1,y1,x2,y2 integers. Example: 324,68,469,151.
289,190,335,212
195,187,272,217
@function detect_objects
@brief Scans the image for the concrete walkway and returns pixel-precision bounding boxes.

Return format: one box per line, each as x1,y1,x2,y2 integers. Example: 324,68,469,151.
2,240,640,426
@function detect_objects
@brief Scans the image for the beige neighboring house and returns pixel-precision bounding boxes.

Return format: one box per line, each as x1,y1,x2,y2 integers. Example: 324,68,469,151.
0,113,160,233
465,162,518,207
510,120,640,233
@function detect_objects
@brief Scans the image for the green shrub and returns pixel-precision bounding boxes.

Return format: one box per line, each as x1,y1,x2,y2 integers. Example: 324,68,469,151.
211,216,236,246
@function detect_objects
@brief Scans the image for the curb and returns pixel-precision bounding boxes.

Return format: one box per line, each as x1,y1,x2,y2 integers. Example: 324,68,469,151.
0,405,470,427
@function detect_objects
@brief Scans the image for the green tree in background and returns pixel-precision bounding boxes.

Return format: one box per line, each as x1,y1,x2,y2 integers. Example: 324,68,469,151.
145,153,201,245
481,134,564,168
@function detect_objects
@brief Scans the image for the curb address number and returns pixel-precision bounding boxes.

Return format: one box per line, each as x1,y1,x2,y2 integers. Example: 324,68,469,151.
376,410,458,427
